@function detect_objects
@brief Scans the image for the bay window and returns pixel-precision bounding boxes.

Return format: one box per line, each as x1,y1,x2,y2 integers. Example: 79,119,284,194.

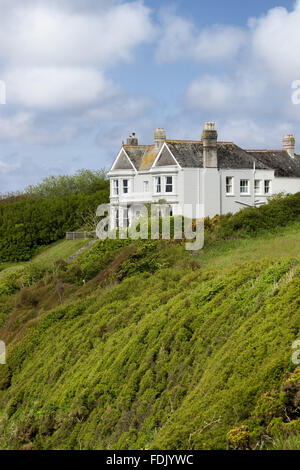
155,176,161,193
123,208,129,227
123,179,128,194
115,208,119,228
112,179,119,196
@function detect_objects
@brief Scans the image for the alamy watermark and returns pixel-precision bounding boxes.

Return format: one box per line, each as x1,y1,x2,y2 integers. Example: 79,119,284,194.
0,341,6,365
291,80,300,105
292,340,300,365
0,80,6,105
96,203,204,251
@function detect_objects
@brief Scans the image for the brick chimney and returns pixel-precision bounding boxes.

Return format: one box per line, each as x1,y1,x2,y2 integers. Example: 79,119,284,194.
283,134,295,158
154,128,166,150
126,132,138,146
202,122,218,168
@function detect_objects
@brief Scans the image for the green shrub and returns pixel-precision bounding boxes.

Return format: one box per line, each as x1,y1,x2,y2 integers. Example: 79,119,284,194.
0,272,20,296
0,189,109,262
21,263,46,288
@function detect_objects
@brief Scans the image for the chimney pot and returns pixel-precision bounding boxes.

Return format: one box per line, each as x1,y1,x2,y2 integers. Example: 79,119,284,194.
126,133,138,146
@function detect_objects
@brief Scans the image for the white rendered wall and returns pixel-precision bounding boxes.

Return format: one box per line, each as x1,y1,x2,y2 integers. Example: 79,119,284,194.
220,169,274,216
201,168,221,218
273,177,300,195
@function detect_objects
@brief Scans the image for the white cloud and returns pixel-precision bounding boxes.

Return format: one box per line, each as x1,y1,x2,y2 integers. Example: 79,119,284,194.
0,111,79,145
185,76,233,110
0,112,34,140
250,1,300,82
87,95,154,121
0,2,155,67
218,119,293,149
182,0,300,145
0,0,156,146
0,160,20,172
185,73,267,113
3,66,115,110
156,12,246,63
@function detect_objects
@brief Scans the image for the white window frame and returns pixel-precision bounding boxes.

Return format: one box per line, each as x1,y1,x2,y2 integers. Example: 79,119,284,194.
226,176,234,195
114,208,119,228
264,179,272,195
155,176,161,194
240,179,250,195
143,181,149,192
112,179,119,196
122,208,129,227
254,179,262,195
165,176,173,193
122,179,129,194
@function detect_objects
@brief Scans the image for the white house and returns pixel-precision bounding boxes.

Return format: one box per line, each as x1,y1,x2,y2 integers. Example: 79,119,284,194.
108,123,300,228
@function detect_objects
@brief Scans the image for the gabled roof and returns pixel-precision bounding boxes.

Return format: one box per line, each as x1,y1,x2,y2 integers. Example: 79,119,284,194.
112,149,135,171
113,140,300,177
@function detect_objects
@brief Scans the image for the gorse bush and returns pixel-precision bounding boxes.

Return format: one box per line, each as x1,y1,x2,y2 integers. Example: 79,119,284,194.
0,272,20,296
74,238,132,281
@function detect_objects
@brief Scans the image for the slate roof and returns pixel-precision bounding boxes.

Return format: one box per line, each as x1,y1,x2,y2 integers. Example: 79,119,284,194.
165,141,203,168
119,141,300,177
246,150,300,177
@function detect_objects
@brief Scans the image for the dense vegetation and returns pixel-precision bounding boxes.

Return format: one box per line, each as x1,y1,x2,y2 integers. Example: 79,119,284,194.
0,170,109,262
25,169,107,199
0,192,300,449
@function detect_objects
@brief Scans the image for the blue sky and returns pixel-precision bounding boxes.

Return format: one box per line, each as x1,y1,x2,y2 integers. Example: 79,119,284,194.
0,0,299,192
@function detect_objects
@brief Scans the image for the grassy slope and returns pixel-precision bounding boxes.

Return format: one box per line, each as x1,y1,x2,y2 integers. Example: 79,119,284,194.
0,225,299,450
0,239,91,278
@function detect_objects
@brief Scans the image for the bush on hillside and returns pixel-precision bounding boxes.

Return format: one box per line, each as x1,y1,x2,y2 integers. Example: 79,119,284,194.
213,192,300,239
0,189,109,262
25,169,107,199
